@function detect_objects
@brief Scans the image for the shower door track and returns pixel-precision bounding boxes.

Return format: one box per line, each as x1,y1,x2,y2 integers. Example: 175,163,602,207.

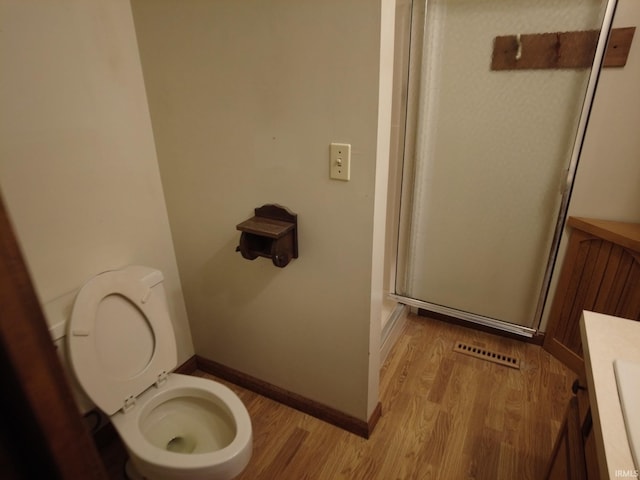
389,294,537,338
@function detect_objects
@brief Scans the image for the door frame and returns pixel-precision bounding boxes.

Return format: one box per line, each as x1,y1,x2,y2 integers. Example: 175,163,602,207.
0,193,108,479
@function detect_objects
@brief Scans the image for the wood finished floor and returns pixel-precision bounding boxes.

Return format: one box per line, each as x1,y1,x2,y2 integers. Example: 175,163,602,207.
101,314,574,479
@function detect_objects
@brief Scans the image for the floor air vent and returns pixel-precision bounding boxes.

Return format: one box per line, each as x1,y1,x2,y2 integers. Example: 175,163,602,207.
453,341,521,369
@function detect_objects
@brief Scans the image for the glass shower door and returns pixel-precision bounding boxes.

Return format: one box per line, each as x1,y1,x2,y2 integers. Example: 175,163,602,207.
396,0,616,331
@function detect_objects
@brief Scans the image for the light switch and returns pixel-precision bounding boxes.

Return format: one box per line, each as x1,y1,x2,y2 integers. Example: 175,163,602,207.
330,143,350,181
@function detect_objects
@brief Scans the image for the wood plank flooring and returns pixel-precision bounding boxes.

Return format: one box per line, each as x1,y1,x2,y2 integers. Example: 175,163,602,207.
101,313,575,479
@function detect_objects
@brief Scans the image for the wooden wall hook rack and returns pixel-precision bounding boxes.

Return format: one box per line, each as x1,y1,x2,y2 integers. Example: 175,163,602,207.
236,204,298,268
492,27,635,71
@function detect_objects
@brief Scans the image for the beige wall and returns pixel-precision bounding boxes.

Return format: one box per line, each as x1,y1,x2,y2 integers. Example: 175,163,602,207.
566,0,640,221
541,0,640,329
0,0,193,361
131,0,393,421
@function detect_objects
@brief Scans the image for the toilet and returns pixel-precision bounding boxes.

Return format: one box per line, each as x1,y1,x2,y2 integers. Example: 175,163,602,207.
66,265,252,480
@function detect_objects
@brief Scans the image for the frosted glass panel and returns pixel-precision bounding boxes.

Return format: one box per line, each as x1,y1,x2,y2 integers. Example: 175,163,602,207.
399,0,608,327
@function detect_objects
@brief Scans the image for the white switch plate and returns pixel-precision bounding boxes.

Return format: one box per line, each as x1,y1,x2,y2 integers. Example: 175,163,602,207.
330,143,350,181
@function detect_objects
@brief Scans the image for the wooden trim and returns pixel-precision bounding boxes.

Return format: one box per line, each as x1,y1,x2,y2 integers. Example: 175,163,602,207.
603,27,636,67
568,216,640,253
544,337,586,375
492,27,635,70
175,354,198,374
0,194,108,479
531,330,546,346
195,355,381,439
367,401,383,436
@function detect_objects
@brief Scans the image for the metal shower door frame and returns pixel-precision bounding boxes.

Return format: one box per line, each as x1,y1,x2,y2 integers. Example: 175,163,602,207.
393,0,619,336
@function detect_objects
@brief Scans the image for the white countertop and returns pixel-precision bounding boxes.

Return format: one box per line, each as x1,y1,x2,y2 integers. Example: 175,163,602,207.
581,311,640,479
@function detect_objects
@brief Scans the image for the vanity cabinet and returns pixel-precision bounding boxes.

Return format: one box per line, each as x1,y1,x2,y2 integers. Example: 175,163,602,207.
544,217,640,374
545,380,599,480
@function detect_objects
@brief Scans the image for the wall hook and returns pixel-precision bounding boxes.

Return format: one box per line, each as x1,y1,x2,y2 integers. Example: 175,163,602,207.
515,34,523,61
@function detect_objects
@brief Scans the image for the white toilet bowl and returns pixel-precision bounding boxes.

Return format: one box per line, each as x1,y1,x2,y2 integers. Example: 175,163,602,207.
111,373,252,480
66,266,252,480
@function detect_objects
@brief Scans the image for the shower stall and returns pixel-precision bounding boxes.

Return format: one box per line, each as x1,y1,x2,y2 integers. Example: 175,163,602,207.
393,0,618,335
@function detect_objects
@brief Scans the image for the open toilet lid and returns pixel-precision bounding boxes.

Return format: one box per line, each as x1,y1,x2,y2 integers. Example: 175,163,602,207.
67,267,177,415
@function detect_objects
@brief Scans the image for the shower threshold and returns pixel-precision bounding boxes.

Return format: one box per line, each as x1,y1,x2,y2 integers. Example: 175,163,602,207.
388,294,536,339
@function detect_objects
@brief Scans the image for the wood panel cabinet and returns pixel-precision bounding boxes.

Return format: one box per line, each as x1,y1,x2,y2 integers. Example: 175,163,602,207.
546,396,586,480
545,381,600,480
544,217,640,373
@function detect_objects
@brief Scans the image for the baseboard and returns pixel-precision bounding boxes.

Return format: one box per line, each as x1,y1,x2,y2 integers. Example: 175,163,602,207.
175,355,198,374
195,355,381,439
531,331,545,346
367,402,383,436
543,338,584,374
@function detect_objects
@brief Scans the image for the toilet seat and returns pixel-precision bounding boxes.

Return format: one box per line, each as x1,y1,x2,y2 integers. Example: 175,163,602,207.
67,266,177,415
110,373,252,477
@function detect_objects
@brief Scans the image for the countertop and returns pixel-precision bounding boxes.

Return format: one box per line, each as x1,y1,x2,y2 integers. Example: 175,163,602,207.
568,217,640,253
581,311,640,479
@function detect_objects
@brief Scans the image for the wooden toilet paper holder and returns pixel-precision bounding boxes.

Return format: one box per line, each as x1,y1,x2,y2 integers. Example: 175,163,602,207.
235,204,298,268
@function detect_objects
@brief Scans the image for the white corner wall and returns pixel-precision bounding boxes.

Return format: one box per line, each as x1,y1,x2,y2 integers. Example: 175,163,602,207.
0,0,193,361
566,0,640,221
131,0,392,421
